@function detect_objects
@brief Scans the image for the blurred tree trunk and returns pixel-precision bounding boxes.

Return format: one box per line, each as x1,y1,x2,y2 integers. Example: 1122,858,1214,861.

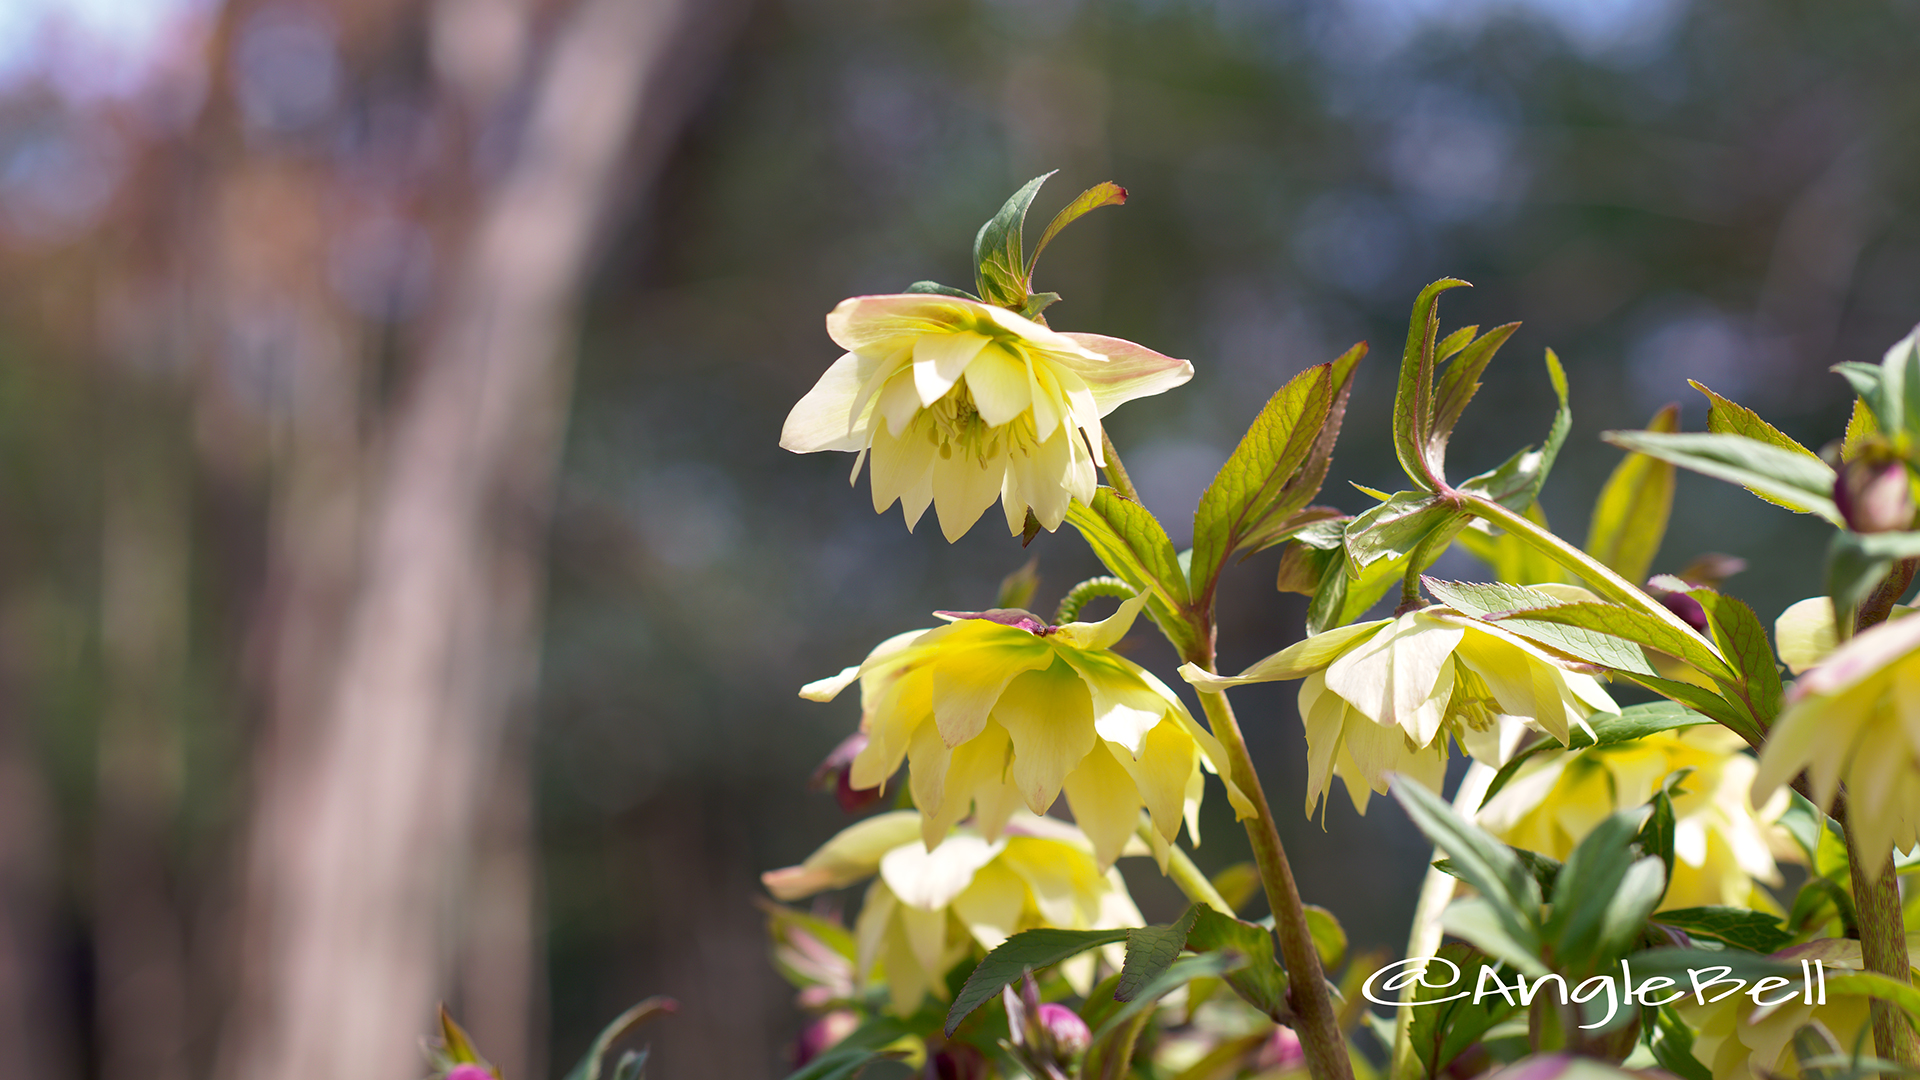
217,0,736,1077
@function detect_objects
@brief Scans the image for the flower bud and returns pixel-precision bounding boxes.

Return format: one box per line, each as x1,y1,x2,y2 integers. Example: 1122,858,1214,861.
793,1010,859,1066
925,1043,987,1080
1257,1025,1304,1070
809,732,883,814
1036,1003,1091,1057
446,1067,495,1080
1835,456,1915,534
1656,589,1710,636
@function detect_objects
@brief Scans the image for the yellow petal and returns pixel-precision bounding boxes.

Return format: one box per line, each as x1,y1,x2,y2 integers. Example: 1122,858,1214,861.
762,810,925,899
880,833,1005,910
931,440,1008,542
1051,590,1151,652
1106,723,1195,846
962,343,1033,426
912,330,991,406
929,627,1053,747
907,721,952,849
951,861,1030,950
993,658,1098,813
1776,597,1839,676
869,415,936,513
781,350,880,453
1060,740,1142,869
874,365,923,437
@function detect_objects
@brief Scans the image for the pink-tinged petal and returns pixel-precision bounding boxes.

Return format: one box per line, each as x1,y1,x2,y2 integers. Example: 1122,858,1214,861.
782,351,879,453
963,343,1033,426
932,444,1008,542
913,330,992,406
826,294,972,352
1055,332,1195,416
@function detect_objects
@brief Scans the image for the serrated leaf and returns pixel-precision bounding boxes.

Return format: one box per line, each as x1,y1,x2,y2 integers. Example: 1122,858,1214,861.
1117,908,1200,1001
1456,350,1573,511
1482,600,1735,683
1395,279,1472,490
1844,398,1880,461
1432,323,1521,456
1652,908,1792,953
1406,943,1521,1080
944,927,1130,1035
1392,777,1541,957
563,998,678,1080
1192,364,1335,602
973,173,1054,307
1026,181,1126,276
1691,588,1784,725
1240,344,1369,555
1601,430,1843,525
1187,906,1289,1020
1422,578,1658,675
1065,488,1197,657
1345,491,1455,569
1587,403,1679,585
1088,953,1243,1044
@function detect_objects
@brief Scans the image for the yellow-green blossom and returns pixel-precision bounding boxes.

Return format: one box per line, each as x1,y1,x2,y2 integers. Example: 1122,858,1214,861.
1180,607,1617,817
801,593,1250,868
1753,607,1920,875
780,294,1192,541
1475,726,1790,910
1678,939,1897,1080
762,810,1144,1016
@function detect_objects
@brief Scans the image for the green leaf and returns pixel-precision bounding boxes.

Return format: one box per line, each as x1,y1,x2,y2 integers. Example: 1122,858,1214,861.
1088,953,1243,1044
1422,579,1658,675
1191,363,1335,601
1587,403,1680,585
1822,972,1920,1024
1345,491,1455,569
1616,671,1760,741
1649,1005,1714,1080
1391,777,1541,956
1623,946,1797,984
1026,181,1126,276
1116,908,1200,1002
1828,530,1920,625
1065,488,1197,657
1547,808,1652,968
1441,896,1547,976
1693,379,1820,456
1241,343,1369,555
1477,703,1713,808
1304,905,1348,971
1845,398,1881,461
1597,857,1667,965
1432,322,1521,451
1018,291,1061,319
1636,780,1678,900
563,998,679,1080
781,1017,917,1080
1457,509,1568,586
1187,906,1290,1020
1481,600,1736,683
1652,908,1792,953
1691,589,1784,725
1456,350,1573,511
1435,849,1563,895
973,173,1054,307
905,280,983,300
1406,943,1521,1080
1394,279,1472,490
1600,430,1843,525
944,926,1130,1036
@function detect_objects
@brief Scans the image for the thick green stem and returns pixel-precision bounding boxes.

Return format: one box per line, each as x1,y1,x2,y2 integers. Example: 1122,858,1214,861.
1101,429,1141,503
1140,820,1233,914
1857,558,1920,635
1195,686,1353,1080
1460,494,1709,647
1847,831,1918,1069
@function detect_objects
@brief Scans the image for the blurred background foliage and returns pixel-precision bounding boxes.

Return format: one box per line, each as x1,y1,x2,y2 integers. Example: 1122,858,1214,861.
0,0,1915,1077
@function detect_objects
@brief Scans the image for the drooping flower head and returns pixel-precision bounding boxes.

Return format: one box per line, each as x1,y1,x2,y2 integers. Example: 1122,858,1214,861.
1677,939,1895,1080
1476,725,1790,910
780,295,1192,541
762,811,1144,1017
1753,605,1920,876
1181,606,1617,818
801,593,1250,868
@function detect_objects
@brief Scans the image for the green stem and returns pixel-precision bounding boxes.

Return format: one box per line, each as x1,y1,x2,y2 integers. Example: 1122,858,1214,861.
1459,494,1710,647
1195,686,1353,1080
1140,819,1233,914
1846,829,1919,1069
1397,521,1456,614
1101,429,1141,503
1055,577,1136,626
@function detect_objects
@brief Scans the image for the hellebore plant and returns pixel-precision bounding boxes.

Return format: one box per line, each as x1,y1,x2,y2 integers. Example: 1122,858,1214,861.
427,177,1920,1080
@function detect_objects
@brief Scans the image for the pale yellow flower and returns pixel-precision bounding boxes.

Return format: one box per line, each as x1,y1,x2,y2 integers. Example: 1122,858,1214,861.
1754,608,1920,875
801,593,1250,869
1475,726,1789,910
1181,608,1617,817
762,810,1144,1017
1679,940,1892,1080
780,294,1192,541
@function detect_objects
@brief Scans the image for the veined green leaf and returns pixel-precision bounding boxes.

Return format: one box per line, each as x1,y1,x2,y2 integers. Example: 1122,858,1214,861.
1116,908,1200,1001
1345,491,1454,569
973,173,1055,307
1692,380,1821,459
1601,430,1843,525
1187,906,1289,1020
1066,488,1197,657
1088,953,1242,1044
945,926,1131,1035
1457,350,1572,511
1432,322,1521,464
1394,279,1472,490
1546,808,1651,967
1191,364,1335,601
1618,671,1761,744
1586,403,1679,585
1026,181,1126,277
1690,589,1783,726
1652,908,1792,953
1303,905,1347,971
1440,896,1547,977
1391,778,1541,958
1250,343,1368,549
1422,578,1657,674
1844,398,1880,461
1483,600,1735,683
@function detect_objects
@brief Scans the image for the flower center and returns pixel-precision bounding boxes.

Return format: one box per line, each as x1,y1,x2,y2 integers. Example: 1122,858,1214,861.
923,379,1036,467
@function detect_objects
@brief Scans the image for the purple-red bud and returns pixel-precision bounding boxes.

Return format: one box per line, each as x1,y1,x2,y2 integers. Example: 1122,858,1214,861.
809,732,883,814
925,1043,988,1080
1257,1026,1305,1071
446,1067,495,1080
1835,457,1915,534
1656,590,1711,636
793,1010,859,1067
1037,1003,1091,1057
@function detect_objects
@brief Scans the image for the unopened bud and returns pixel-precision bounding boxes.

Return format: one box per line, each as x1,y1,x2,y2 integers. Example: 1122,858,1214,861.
1257,1026,1304,1071
1656,590,1710,636
446,1067,495,1080
794,1010,859,1066
1036,1003,1091,1057
1835,457,1915,534
809,732,883,814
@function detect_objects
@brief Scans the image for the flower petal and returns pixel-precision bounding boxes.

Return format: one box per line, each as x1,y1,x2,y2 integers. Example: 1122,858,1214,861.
1106,721,1196,847
963,343,1033,426
1776,597,1839,676
875,367,924,437
914,330,992,406
762,811,925,900
992,658,1098,813
782,350,882,452
1061,740,1142,869
1060,651,1166,754
931,442,1009,542
880,833,1006,910
1299,673,1347,820
929,627,1054,747
951,861,1029,950
827,294,967,352
1008,423,1076,531
1180,620,1389,691
1055,332,1195,416
1052,590,1151,652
